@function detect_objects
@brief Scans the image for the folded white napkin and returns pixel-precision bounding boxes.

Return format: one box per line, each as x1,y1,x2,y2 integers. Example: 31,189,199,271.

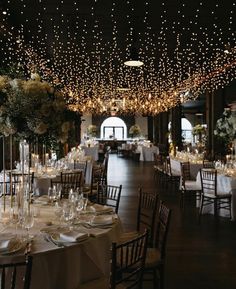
91,204,113,214
92,215,113,226
0,239,10,253
59,231,88,242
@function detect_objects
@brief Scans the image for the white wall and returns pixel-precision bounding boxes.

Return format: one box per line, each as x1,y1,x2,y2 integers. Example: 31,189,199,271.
135,116,148,139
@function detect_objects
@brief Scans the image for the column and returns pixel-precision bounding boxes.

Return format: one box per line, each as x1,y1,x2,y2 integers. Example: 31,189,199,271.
170,105,182,152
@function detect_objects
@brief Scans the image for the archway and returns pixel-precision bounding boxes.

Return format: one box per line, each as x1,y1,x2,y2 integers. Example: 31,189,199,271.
100,117,127,140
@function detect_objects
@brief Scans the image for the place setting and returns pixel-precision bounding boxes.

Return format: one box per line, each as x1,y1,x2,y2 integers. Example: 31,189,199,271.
0,234,26,255
40,226,89,248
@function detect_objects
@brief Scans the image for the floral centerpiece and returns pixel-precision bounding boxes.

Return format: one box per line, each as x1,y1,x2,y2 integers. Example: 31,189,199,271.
192,124,206,136
192,124,207,151
129,124,141,138
87,124,97,137
0,73,74,146
214,109,236,143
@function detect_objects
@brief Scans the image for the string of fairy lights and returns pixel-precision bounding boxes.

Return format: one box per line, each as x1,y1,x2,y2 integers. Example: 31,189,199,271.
0,0,235,115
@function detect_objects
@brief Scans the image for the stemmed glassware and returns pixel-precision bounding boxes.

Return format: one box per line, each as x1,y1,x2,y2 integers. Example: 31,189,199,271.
23,208,34,241
48,184,62,206
76,194,84,219
47,187,53,203
82,192,89,211
62,201,75,229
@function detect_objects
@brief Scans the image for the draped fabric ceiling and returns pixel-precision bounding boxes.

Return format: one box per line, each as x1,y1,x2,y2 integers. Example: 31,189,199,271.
0,0,235,115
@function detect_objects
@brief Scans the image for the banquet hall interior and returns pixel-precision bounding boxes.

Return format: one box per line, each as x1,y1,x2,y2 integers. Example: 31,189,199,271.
0,0,236,289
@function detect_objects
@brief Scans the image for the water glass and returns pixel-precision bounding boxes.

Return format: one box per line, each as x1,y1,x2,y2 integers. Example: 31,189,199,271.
23,209,34,240
83,192,89,210
48,187,55,203
62,202,75,227
56,183,62,200
76,195,84,216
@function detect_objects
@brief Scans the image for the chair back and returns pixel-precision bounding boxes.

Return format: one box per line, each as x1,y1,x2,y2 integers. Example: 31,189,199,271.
73,161,87,176
203,160,215,169
153,153,164,169
154,201,172,260
200,168,217,196
180,161,191,189
137,188,159,247
163,156,172,175
0,255,32,289
60,171,82,198
85,166,104,199
101,153,109,185
110,230,148,289
91,166,103,186
97,184,122,214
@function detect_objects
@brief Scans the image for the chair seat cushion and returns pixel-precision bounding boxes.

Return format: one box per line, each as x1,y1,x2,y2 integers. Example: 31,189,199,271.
145,248,162,269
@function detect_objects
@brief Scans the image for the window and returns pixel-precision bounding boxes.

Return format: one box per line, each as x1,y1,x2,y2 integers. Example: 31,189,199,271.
100,117,127,140
181,118,193,143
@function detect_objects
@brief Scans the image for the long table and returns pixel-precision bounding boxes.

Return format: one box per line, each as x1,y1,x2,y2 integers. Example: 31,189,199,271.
137,145,159,161
170,157,203,179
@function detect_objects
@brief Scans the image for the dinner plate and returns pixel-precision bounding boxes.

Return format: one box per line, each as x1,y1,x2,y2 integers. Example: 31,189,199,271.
0,238,24,255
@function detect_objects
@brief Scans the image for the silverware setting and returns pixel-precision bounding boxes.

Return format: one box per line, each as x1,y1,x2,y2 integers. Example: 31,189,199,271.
44,234,64,248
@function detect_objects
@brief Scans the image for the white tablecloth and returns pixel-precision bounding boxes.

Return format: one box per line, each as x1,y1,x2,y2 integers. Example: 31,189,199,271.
170,158,203,179
82,146,99,162
138,146,159,161
0,203,122,289
196,172,236,220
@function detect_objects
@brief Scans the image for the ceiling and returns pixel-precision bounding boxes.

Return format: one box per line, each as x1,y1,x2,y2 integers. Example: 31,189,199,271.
0,0,235,115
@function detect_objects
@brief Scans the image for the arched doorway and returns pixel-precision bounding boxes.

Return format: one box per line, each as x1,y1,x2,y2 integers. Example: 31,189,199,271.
168,118,193,144
100,117,127,140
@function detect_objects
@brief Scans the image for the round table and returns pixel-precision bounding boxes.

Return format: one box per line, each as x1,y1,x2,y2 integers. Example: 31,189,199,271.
0,201,122,289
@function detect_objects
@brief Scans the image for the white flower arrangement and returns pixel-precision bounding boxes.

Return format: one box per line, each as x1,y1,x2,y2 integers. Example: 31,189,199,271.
129,124,141,137
0,73,75,145
87,125,97,137
214,109,236,142
192,124,206,136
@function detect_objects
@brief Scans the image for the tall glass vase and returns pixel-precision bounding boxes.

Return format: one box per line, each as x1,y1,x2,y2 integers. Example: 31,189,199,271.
19,140,29,173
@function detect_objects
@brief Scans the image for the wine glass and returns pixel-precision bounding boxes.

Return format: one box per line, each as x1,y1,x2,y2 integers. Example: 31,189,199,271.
82,192,89,211
56,183,62,200
23,209,34,241
48,187,55,203
76,195,84,218
54,200,63,225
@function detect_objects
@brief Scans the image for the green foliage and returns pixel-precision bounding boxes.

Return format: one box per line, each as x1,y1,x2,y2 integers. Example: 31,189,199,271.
0,73,77,150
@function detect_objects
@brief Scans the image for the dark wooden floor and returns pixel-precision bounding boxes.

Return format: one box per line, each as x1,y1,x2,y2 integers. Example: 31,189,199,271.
107,153,236,289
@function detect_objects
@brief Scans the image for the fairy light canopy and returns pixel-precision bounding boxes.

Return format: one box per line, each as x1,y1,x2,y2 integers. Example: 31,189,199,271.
0,0,235,115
